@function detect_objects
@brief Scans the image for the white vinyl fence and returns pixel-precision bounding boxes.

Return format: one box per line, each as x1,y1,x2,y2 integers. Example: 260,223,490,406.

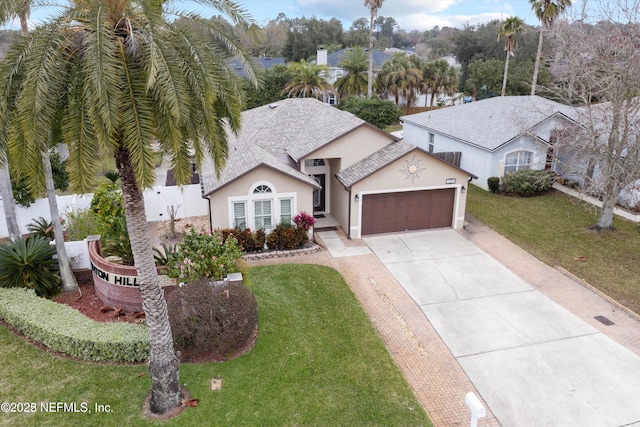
0,184,208,239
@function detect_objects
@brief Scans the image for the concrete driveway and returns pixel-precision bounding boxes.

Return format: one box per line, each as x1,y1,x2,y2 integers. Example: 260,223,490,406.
365,230,640,427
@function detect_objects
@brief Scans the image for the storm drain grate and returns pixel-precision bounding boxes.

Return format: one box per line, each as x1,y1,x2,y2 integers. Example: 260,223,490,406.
594,315,615,326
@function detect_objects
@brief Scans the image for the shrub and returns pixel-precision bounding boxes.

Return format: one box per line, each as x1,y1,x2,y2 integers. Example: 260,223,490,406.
218,228,265,252
336,96,402,129
101,216,133,265
65,209,105,241
27,217,55,241
502,169,556,195
167,228,243,283
293,211,316,231
153,243,177,266
167,280,257,361
0,237,61,298
90,181,124,220
0,288,149,362
487,176,500,193
266,224,309,250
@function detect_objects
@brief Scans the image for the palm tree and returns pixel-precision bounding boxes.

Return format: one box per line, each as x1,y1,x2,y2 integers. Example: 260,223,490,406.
364,0,384,98
0,0,258,416
1,0,78,292
376,54,423,107
498,16,526,97
530,0,572,95
282,59,336,100
334,46,369,98
0,0,30,242
422,59,459,107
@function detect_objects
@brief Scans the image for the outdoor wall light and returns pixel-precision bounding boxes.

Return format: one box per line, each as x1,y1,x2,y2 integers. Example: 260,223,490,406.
355,194,360,202
461,186,466,193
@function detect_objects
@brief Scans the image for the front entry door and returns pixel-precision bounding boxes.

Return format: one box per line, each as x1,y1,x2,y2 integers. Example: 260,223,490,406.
312,174,326,213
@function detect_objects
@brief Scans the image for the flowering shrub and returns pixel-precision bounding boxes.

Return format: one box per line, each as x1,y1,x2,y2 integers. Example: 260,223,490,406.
167,228,243,283
293,211,316,231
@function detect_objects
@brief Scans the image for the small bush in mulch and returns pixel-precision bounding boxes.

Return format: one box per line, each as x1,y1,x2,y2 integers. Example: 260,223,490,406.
167,280,258,363
266,224,309,250
219,228,265,252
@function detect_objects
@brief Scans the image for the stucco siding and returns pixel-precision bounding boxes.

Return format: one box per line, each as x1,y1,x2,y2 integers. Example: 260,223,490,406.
208,166,313,230
306,126,394,169
348,152,470,237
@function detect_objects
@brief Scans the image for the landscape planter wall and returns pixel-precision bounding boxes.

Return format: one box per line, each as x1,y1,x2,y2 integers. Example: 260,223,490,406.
87,238,243,312
87,238,176,312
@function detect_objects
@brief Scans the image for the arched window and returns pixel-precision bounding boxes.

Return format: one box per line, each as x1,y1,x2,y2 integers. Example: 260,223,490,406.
505,151,533,173
253,184,272,194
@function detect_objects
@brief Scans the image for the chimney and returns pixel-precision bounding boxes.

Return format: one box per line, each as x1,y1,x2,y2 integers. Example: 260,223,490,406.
317,48,328,66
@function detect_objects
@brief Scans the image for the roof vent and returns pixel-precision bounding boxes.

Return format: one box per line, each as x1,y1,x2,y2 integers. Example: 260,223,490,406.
269,104,278,109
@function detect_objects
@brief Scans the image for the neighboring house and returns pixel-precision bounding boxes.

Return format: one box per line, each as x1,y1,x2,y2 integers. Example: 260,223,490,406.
401,96,578,190
316,48,392,86
200,98,476,238
229,56,286,78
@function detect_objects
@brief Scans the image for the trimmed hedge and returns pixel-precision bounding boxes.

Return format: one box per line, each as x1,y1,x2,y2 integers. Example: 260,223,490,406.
0,288,149,362
501,169,556,195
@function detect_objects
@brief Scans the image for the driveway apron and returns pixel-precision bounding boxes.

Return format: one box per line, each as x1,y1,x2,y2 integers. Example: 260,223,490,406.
365,230,640,427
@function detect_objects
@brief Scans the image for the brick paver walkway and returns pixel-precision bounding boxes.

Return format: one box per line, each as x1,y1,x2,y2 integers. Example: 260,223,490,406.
247,220,640,427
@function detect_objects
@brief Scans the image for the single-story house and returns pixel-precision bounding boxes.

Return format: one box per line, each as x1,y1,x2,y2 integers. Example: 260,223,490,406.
401,96,579,189
200,98,476,238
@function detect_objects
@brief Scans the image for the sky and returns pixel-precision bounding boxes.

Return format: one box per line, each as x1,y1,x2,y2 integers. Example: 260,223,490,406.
5,0,585,33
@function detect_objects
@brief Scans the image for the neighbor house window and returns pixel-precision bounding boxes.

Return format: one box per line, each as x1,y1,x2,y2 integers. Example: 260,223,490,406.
505,151,533,173
280,198,292,225
232,202,246,229
428,133,435,153
254,200,272,230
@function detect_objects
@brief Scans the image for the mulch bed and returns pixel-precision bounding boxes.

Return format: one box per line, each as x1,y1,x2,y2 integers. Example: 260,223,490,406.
53,284,144,324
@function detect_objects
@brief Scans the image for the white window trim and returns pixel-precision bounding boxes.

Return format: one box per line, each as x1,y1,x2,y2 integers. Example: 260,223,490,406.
504,150,534,173
227,181,297,232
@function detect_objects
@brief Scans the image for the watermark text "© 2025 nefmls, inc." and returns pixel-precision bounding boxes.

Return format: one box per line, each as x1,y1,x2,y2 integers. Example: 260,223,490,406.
2,401,112,414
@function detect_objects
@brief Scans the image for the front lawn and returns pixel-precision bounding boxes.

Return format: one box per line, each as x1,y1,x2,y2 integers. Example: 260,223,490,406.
467,184,640,314
0,264,431,426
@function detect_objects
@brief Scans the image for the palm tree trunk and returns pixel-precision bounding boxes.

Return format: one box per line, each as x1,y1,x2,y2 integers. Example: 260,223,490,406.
42,149,78,292
367,8,375,99
0,164,20,240
115,146,181,415
531,27,545,96
502,51,511,97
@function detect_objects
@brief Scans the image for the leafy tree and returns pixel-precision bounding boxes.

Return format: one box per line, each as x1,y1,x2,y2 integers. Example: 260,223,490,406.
282,59,335,99
465,59,505,98
498,16,526,96
530,0,573,95
244,64,293,109
0,0,259,416
364,0,384,98
549,9,640,230
345,17,369,47
337,96,402,129
10,151,68,207
334,46,369,98
283,16,344,61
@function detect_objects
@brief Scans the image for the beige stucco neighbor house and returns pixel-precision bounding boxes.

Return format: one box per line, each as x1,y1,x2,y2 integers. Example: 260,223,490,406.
200,98,476,239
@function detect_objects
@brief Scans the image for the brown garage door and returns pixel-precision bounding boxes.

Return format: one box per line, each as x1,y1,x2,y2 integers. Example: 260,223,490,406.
361,188,455,235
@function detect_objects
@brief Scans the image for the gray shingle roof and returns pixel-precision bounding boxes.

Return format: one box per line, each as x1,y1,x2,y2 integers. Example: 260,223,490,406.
200,135,319,196
237,98,368,160
401,96,578,151
336,140,416,187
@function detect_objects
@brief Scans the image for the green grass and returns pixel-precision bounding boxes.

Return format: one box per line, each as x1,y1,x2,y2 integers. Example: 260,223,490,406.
467,184,640,314
0,265,431,427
